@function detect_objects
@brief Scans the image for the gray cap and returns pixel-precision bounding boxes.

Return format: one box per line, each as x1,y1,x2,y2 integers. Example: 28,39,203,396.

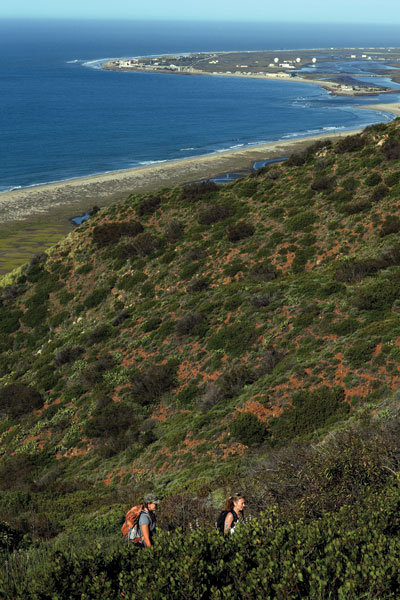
143,493,160,504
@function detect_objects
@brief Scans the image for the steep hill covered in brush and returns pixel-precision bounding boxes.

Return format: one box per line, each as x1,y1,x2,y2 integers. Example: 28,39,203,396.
2,119,400,544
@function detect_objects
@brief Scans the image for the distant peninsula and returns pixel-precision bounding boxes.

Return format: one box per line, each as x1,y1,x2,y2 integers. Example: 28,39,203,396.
102,47,400,96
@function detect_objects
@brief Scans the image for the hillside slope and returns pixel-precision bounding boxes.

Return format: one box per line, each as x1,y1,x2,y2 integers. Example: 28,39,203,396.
2,119,400,532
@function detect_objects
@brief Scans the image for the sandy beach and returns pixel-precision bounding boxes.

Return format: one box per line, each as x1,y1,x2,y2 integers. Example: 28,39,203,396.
0,129,366,226
0,102,398,276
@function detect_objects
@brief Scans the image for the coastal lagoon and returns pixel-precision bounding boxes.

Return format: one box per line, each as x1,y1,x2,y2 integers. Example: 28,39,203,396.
1,19,400,193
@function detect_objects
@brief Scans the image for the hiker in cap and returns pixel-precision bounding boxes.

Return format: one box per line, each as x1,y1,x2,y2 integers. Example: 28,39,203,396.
217,493,246,535
136,493,160,547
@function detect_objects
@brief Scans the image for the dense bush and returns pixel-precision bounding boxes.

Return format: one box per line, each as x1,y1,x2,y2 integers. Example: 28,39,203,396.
198,202,234,225
353,277,400,311
285,211,317,232
345,338,377,367
181,180,219,202
54,346,85,367
175,312,204,336
208,321,257,356
85,324,114,345
310,175,334,192
5,485,400,599
128,360,179,405
384,170,400,187
370,184,388,202
186,276,210,293
336,199,371,215
0,306,22,334
250,260,279,281
226,222,255,242
49,310,70,328
229,411,268,446
84,287,109,309
92,221,143,248
215,362,257,400
164,219,184,243
381,136,400,160
137,196,162,216
334,255,387,282
0,383,43,419
380,215,400,237
271,386,349,442
365,172,382,187
335,133,365,153
84,401,137,439
131,232,158,256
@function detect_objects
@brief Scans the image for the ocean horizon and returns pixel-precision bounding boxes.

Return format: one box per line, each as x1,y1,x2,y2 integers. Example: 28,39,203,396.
1,19,400,193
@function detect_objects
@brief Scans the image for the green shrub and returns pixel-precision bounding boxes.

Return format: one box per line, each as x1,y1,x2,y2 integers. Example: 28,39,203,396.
235,179,259,197
175,312,204,336
208,321,257,356
353,278,400,311
249,260,279,281
223,259,245,277
75,263,93,275
336,199,371,215
319,281,346,298
271,386,348,441
58,290,74,306
342,176,358,191
131,232,158,256
85,324,114,345
198,202,234,225
286,211,317,232
179,262,200,280
217,363,256,398
345,339,377,367
0,383,43,419
84,401,137,439
54,346,85,367
164,219,184,243
142,316,162,332
365,172,382,187
370,184,388,202
229,411,268,446
181,180,219,202
384,171,400,187
49,310,70,328
336,134,365,153
83,287,109,309
310,175,334,192
92,221,143,248
186,276,210,293
226,222,255,242
330,318,360,336
128,360,179,405
0,307,22,334
381,136,400,160
380,215,400,237
137,196,162,216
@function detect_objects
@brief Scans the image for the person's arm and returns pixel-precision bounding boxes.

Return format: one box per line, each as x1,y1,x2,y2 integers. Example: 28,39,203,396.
141,523,151,547
224,512,234,535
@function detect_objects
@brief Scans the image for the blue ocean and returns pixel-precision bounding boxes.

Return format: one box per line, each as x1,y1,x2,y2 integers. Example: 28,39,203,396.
1,19,400,193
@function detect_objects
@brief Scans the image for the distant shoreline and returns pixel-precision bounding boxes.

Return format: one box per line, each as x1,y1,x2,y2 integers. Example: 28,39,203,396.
2,108,400,226
0,103,399,276
0,128,367,226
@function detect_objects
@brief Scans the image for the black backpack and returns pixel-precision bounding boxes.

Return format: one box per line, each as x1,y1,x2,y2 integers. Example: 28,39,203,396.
216,510,238,534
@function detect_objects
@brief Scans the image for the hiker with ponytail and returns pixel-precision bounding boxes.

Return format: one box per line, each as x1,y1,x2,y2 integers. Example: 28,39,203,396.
216,493,246,535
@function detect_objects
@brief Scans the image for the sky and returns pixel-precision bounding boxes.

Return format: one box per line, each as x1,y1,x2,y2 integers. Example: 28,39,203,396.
1,0,399,24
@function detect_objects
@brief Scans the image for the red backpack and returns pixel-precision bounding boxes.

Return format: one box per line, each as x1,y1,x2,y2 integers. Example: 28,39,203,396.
121,505,143,540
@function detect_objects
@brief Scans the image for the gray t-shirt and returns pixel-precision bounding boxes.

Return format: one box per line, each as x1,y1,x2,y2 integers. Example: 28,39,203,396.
138,511,156,538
